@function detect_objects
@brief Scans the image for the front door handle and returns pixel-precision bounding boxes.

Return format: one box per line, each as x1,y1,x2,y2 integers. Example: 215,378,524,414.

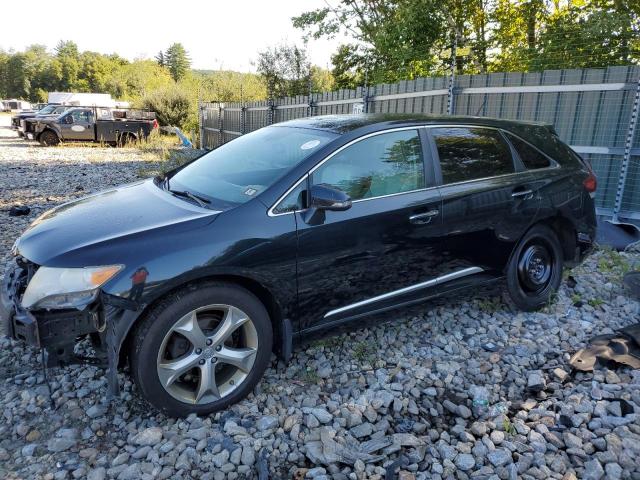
511,189,533,198
409,210,439,224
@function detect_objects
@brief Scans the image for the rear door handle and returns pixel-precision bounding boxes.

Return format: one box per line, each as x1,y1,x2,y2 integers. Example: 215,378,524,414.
511,189,533,198
409,210,439,224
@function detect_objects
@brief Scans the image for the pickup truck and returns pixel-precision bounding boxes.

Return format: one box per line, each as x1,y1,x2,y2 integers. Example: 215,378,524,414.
30,107,158,146
14,104,69,137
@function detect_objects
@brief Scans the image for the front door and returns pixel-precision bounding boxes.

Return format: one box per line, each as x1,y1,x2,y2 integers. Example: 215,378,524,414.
294,128,447,333
60,109,95,141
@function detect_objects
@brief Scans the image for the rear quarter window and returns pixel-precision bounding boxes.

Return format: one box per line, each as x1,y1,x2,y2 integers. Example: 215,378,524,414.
505,133,552,169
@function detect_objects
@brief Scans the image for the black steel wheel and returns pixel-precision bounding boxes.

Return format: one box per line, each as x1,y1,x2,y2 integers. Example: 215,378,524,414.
506,224,564,311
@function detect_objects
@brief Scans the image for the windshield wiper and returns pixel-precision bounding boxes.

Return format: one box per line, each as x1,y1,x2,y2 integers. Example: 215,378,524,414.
160,175,210,208
169,189,210,208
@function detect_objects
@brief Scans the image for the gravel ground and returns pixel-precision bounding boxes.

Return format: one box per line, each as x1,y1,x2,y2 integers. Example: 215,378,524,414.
1,117,640,480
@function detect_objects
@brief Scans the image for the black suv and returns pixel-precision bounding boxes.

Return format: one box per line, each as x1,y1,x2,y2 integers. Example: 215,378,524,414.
1,114,596,416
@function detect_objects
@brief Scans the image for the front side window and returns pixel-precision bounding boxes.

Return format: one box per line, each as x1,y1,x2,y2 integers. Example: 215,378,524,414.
312,129,425,201
432,127,514,184
505,133,551,169
70,109,93,123
169,126,336,210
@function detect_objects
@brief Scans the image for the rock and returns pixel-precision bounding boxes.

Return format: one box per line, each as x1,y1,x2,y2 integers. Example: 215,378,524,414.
21,444,37,457
455,453,475,471
132,427,163,446
527,371,546,392
117,463,141,480
350,422,373,439
86,404,107,419
487,449,512,467
563,432,582,449
87,467,106,480
302,407,333,424
457,404,472,419
306,467,327,478
490,430,505,445
470,422,487,437
605,462,623,480
583,459,605,480
553,368,569,382
212,449,230,468
257,415,278,431
241,446,255,466
47,437,76,453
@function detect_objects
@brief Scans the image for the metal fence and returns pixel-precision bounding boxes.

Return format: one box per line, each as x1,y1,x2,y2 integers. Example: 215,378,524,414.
199,66,640,222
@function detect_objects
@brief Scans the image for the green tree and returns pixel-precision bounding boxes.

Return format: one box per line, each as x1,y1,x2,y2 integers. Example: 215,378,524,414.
164,43,191,82
140,86,193,129
155,51,166,67
254,43,336,97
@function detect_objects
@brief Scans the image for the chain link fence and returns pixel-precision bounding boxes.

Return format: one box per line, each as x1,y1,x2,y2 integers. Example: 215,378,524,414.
199,65,640,223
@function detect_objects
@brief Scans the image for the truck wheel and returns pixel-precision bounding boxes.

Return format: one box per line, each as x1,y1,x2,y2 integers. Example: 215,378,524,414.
39,130,60,147
130,282,273,417
117,133,136,147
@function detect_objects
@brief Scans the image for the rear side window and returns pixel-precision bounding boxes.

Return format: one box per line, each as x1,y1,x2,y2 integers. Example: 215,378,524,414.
432,127,514,184
505,133,551,169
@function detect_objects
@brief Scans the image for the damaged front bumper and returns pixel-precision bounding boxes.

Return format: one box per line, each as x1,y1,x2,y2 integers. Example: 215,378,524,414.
1,257,108,367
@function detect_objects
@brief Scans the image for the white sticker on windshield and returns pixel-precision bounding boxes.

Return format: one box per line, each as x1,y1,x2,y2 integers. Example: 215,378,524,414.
301,139,321,150
244,187,258,196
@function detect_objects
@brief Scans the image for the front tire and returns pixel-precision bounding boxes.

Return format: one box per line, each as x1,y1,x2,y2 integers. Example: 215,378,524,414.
506,224,564,311
130,282,273,417
39,130,60,146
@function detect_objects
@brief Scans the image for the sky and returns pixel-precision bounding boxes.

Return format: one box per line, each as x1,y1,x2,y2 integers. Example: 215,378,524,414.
1,0,346,72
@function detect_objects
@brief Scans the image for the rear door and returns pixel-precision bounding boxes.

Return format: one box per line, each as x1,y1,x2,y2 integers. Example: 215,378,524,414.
292,128,448,333
428,126,541,277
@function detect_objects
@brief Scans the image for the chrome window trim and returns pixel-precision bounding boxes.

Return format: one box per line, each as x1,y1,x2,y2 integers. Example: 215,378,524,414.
268,126,425,217
268,123,563,217
323,266,483,318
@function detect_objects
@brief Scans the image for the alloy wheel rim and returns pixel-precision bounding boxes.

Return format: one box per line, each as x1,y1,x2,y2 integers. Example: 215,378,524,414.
517,241,553,295
156,304,258,405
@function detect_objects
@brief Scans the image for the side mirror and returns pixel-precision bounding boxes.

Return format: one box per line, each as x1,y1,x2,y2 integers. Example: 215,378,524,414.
64,116,73,124
310,184,352,211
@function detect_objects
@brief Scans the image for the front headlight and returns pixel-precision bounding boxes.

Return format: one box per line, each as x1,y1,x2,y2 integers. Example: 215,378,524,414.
22,265,123,310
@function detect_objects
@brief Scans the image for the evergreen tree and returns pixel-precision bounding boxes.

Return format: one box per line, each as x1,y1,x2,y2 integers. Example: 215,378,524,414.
164,43,191,82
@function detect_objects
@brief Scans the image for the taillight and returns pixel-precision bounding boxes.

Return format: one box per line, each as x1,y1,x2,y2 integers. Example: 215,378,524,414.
152,119,159,129
583,172,597,193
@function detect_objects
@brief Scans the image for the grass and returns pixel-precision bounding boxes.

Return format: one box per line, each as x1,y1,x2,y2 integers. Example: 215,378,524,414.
353,340,376,364
133,130,203,177
300,368,320,385
596,246,632,282
588,297,604,308
311,336,343,350
478,296,502,313
502,417,516,435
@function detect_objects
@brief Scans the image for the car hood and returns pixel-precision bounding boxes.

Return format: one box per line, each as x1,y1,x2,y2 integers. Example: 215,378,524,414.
16,179,219,266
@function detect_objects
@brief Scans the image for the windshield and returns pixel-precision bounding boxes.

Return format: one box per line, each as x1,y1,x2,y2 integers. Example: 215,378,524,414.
37,105,56,115
168,126,336,210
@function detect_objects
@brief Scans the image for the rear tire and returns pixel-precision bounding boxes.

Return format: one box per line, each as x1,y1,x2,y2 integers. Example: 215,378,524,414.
39,130,59,147
130,282,273,417
506,224,564,311
117,132,136,147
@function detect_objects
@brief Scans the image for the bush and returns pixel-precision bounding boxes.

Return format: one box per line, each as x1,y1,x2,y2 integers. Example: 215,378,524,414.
140,87,194,130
